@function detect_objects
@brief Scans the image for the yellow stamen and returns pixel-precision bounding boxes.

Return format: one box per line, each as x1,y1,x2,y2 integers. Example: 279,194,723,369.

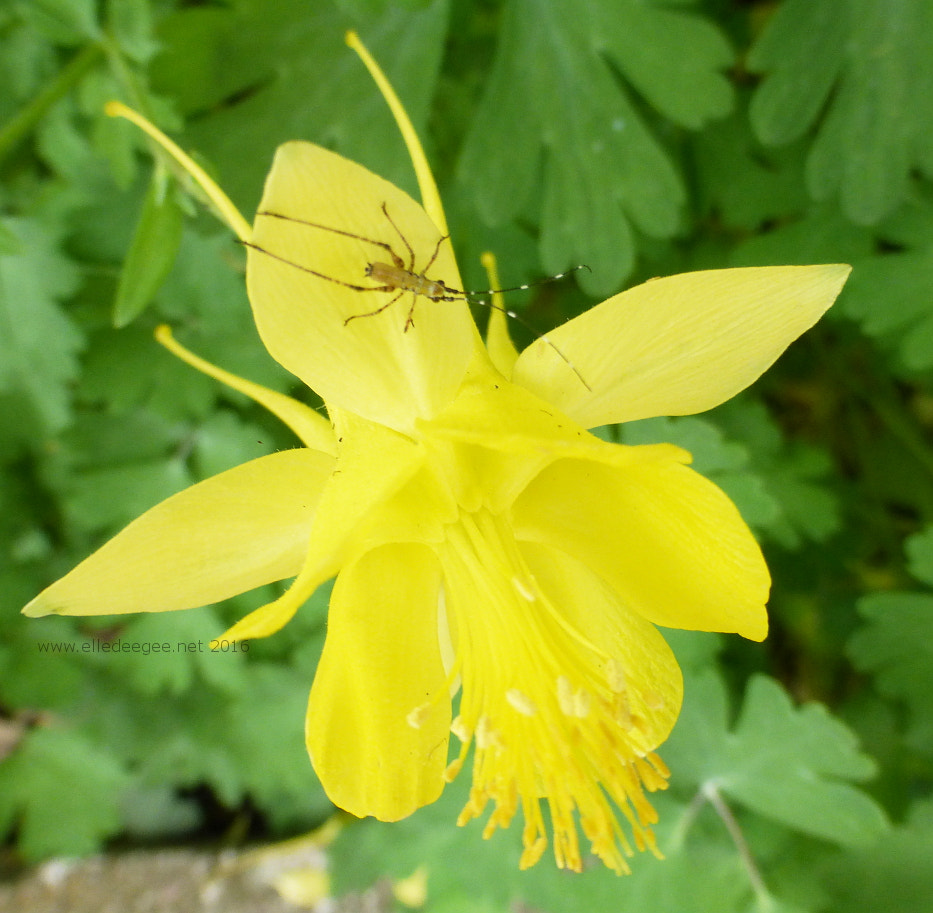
443,758,462,782
105,101,253,242
439,508,671,874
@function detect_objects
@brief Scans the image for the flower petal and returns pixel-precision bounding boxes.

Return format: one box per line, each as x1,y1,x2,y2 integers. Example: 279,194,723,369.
317,406,451,553
422,367,690,515
513,452,770,640
512,265,851,428
23,449,332,618
216,408,435,642
478,252,521,378
305,543,449,821
248,142,479,430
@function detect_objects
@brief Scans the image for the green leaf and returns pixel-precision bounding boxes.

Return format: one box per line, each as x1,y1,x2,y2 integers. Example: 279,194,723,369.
0,728,128,860
905,525,933,587
667,673,888,847
17,0,100,45
729,204,874,267
119,784,201,840
87,610,247,697
0,18,57,114
0,218,83,437
822,799,933,913
63,457,193,535
747,0,845,146
75,325,218,418
190,410,275,480
693,109,810,231
112,172,184,327
595,1,733,130
61,410,183,469
153,0,450,212
1,618,90,709
760,446,841,547
217,664,330,828
840,242,933,371
749,0,933,224
106,0,158,63
714,398,844,549
459,0,731,295
847,591,933,751
726,676,886,846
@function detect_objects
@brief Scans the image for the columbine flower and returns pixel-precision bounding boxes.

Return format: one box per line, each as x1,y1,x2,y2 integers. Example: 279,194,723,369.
23,32,850,874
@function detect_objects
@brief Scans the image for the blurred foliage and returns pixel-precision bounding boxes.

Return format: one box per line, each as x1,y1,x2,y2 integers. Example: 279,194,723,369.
1,0,932,910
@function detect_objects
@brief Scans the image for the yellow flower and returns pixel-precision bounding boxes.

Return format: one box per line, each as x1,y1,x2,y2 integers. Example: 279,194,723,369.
23,32,850,874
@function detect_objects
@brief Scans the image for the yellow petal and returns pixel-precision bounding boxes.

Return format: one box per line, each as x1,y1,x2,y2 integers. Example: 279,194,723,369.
478,251,520,377
215,544,330,643
217,409,435,642
422,368,689,516
23,449,332,617
513,452,770,640
519,542,684,750
248,142,479,430
305,543,449,820
513,265,851,428
316,406,450,551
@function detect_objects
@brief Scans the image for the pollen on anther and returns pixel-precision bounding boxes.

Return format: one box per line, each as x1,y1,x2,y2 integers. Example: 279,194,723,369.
613,693,633,730
406,704,431,729
444,758,463,782
450,715,471,742
557,676,575,715
475,715,503,750
644,689,665,710
572,689,591,718
506,688,537,716
606,657,627,693
556,676,590,718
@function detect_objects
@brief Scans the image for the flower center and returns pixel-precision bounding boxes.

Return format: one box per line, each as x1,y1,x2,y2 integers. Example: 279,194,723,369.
435,508,670,874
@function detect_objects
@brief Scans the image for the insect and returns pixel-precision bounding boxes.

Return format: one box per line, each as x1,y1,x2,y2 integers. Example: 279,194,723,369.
245,203,591,391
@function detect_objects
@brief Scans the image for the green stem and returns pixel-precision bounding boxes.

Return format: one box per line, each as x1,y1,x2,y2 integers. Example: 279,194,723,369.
0,42,104,165
703,783,772,910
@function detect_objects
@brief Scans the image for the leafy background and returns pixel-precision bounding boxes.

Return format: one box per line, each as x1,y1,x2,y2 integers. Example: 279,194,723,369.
1,0,932,910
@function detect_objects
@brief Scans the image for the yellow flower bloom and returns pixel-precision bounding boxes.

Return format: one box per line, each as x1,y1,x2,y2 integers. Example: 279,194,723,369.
23,33,850,874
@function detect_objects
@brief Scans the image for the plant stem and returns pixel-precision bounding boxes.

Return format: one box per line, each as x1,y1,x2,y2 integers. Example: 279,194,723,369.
703,782,773,911
0,42,104,166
